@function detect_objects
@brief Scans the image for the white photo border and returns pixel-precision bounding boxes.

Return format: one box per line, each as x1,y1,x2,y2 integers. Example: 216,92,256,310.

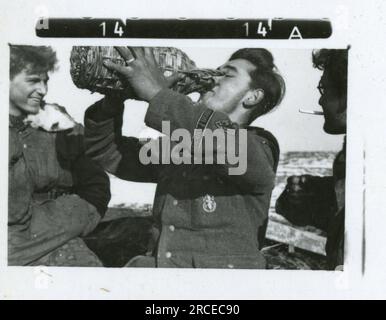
1,0,385,299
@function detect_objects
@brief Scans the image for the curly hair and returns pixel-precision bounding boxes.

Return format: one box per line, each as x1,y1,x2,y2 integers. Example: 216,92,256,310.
312,48,348,94
229,48,286,122
9,45,58,79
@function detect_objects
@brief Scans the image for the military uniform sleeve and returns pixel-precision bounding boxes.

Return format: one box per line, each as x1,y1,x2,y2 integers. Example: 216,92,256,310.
56,125,112,218
72,154,111,218
84,98,158,183
8,165,101,267
145,89,276,192
8,131,101,266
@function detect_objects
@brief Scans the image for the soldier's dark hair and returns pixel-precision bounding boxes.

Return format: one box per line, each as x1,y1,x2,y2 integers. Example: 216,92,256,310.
229,48,285,122
9,45,58,79
312,49,348,97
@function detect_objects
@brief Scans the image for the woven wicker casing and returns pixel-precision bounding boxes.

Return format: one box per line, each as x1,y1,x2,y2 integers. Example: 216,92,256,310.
70,46,201,97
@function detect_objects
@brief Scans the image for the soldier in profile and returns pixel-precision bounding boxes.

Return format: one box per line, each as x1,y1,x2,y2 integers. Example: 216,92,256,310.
276,49,348,270
84,47,284,269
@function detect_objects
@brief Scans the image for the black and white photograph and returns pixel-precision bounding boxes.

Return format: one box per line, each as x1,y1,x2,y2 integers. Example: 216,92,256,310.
7,44,347,271
1,0,386,301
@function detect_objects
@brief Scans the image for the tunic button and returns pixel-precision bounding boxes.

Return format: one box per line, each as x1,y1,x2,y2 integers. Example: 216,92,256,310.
23,144,27,149
173,200,178,206
165,252,172,258
169,225,175,232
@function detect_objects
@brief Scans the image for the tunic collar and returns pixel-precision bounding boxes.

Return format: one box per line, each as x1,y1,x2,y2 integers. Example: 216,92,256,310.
9,115,29,132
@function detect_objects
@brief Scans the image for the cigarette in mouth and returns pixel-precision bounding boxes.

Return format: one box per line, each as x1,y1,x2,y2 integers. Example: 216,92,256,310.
299,109,324,115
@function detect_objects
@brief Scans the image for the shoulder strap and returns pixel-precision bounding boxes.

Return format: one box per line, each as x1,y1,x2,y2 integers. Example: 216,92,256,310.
247,126,280,172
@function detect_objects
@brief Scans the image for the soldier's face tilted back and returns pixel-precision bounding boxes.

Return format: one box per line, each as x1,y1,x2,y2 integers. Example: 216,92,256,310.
200,59,259,118
9,66,48,117
318,69,347,135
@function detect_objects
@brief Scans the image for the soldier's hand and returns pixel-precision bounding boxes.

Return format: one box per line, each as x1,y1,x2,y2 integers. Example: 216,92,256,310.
276,175,322,227
103,47,180,102
276,174,336,230
286,174,315,196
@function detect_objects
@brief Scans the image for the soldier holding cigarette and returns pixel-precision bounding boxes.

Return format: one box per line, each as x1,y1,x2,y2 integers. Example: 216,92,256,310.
276,49,348,270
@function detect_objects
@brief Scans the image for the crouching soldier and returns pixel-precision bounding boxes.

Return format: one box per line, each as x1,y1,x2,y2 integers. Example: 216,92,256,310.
8,45,111,266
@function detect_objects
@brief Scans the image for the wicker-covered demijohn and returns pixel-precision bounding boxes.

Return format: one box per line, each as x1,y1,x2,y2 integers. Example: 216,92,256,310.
70,46,223,98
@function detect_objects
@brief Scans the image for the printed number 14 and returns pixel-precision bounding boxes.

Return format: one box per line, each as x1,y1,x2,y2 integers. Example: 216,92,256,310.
243,22,267,37
99,21,124,37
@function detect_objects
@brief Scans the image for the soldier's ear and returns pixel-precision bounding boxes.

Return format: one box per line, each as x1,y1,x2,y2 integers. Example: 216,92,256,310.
242,89,264,109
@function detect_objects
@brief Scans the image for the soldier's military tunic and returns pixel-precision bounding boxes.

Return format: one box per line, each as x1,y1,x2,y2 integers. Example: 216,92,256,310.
9,116,109,266
84,89,279,269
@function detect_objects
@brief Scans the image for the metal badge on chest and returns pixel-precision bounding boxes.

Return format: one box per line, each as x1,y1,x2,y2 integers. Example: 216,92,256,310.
202,194,216,213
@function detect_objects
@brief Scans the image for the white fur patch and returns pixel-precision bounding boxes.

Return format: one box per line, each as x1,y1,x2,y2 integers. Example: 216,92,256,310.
24,103,76,132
